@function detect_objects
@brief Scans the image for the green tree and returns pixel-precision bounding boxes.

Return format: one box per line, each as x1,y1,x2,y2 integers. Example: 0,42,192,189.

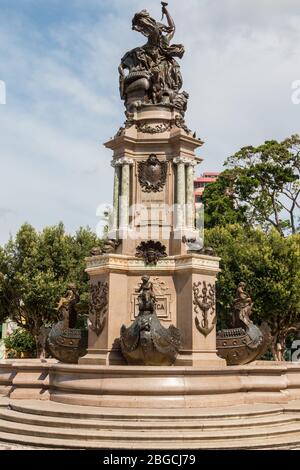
204,135,300,235
205,225,300,360
202,170,247,228
3,328,36,357
0,223,100,354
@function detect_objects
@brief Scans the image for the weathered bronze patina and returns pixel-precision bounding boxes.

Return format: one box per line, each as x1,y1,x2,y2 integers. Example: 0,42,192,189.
90,239,120,256
217,283,271,365
120,276,182,365
138,154,167,193
119,3,189,116
136,240,168,265
47,285,88,364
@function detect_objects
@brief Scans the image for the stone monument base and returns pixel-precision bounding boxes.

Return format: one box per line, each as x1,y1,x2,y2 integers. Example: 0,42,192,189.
84,253,225,368
48,362,300,408
2,360,300,449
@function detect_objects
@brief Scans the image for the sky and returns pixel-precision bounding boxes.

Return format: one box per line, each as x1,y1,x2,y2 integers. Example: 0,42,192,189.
0,0,299,245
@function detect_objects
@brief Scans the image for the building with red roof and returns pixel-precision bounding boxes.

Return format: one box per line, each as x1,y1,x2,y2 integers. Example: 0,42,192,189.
194,172,220,204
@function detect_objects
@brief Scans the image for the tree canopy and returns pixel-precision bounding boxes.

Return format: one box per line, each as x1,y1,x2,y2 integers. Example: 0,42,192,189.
0,223,100,349
203,135,300,235
205,225,300,360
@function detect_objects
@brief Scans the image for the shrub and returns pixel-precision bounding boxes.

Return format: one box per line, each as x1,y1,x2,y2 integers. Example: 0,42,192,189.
3,328,36,357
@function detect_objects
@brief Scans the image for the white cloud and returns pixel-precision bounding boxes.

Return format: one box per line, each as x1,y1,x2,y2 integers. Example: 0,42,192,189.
0,0,300,244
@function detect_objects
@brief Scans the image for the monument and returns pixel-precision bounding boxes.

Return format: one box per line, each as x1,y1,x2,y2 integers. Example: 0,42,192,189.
81,2,225,368
1,3,300,450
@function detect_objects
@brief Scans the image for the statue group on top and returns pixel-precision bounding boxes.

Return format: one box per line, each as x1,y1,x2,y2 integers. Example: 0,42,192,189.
119,2,189,115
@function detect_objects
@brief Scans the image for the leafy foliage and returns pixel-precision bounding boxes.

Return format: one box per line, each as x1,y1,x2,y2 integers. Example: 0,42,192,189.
3,328,36,356
0,223,100,352
203,170,248,228
205,225,300,359
203,135,300,235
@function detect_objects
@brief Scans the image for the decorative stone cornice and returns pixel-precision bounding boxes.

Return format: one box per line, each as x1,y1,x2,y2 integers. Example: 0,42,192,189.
173,157,197,166
86,253,220,275
111,157,134,167
111,160,122,168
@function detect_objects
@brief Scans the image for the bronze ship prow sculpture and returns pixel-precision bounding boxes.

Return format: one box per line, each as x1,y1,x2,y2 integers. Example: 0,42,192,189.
217,283,271,365
46,285,87,364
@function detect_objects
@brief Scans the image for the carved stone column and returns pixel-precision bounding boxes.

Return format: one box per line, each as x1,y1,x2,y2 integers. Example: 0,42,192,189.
111,160,121,233
186,161,197,229
173,157,186,229
119,157,133,231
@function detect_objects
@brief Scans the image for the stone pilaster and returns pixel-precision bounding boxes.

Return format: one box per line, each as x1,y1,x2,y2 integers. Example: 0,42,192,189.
119,157,133,232
111,160,122,233
186,161,197,229
173,157,186,229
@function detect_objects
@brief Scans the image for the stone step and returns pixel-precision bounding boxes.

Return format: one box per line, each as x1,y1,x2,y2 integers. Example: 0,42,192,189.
1,412,300,443
10,400,288,421
0,398,9,408
1,400,300,449
0,408,298,432
0,427,299,450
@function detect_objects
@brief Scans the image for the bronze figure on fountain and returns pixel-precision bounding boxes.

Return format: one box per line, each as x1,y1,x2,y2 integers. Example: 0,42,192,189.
46,284,88,364
120,275,182,366
119,2,189,115
217,282,271,365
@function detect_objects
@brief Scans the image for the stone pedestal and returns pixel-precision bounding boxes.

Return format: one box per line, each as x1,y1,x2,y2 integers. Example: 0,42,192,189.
80,254,225,367
106,105,203,257
79,105,225,367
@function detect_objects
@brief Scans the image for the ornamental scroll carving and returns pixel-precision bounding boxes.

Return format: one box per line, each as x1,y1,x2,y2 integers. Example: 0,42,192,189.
89,281,109,336
137,122,171,134
138,154,167,193
193,281,216,337
115,118,194,138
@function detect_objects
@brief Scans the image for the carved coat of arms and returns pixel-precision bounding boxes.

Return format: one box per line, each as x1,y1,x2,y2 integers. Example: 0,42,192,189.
138,154,167,193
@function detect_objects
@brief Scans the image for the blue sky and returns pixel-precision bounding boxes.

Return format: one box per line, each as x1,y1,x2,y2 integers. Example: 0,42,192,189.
0,0,300,244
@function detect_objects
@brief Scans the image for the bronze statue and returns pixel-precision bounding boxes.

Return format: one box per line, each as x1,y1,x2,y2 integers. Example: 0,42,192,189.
182,236,215,256
137,276,157,313
232,282,253,328
119,3,188,115
217,282,271,365
90,239,120,256
55,283,80,329
46,285,88,364
120,275,182,366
